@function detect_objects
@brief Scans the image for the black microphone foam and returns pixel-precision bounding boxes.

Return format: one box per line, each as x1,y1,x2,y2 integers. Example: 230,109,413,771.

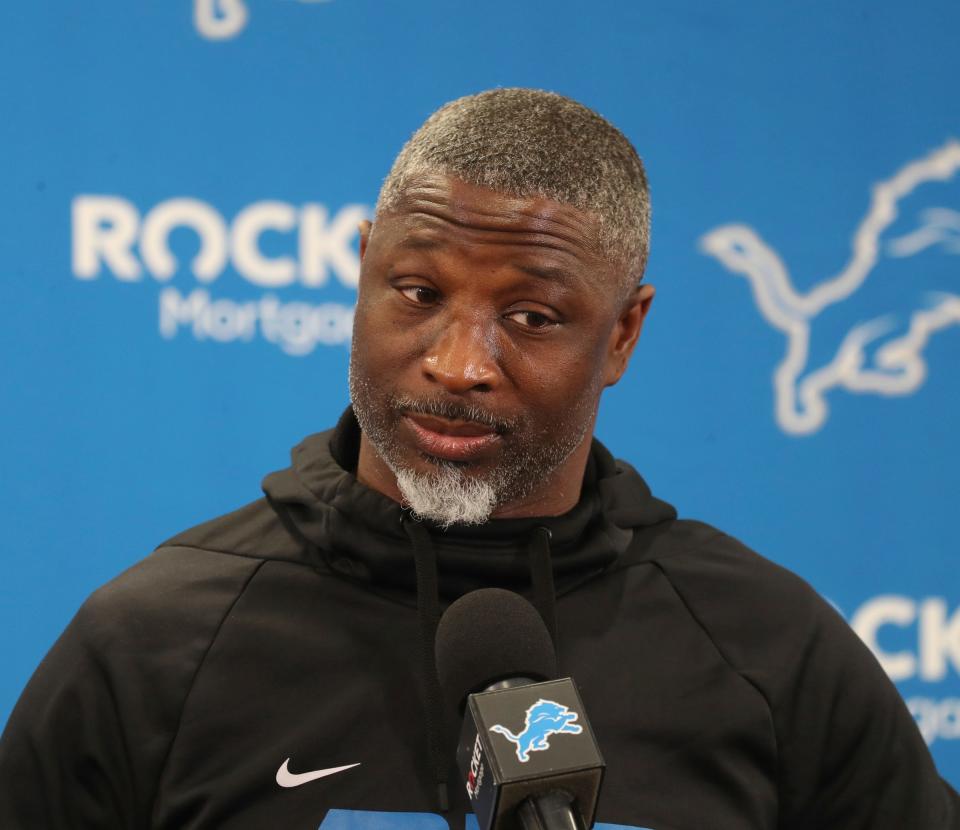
435,588,558,711
437,588,604,830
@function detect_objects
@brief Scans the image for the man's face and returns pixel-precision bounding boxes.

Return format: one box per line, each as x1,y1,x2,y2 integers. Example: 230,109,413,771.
350,174,652,523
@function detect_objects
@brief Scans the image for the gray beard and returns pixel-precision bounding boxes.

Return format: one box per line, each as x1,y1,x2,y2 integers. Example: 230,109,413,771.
393,464,500,528
349,362,596,528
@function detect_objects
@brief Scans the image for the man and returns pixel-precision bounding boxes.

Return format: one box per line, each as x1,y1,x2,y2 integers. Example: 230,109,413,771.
1,89,957,829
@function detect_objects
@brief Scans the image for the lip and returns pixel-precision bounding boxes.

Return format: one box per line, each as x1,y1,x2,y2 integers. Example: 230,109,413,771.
403,414,502,462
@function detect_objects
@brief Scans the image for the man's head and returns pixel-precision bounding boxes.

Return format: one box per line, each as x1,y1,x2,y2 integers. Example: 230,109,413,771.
350,88,654,527
377,88,650,299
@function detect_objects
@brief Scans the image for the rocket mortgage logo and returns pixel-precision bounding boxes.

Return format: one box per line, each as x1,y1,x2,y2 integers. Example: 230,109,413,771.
71,194,368,356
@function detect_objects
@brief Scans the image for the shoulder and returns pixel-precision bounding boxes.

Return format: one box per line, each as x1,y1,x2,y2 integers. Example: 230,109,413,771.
72,492,323,663
158,496,305,562
60,547,262,687
0,541,269,826
645,519,822,618
625,517,821,617
77,543,265,648
616,518,958,823
624,519,855,705
50,544,269,735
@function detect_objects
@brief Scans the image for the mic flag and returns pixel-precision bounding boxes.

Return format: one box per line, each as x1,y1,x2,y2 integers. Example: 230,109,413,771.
459,678,605,830
437,588,605,830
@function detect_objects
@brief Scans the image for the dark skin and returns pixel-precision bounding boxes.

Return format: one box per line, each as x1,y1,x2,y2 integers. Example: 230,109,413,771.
351,173,655,519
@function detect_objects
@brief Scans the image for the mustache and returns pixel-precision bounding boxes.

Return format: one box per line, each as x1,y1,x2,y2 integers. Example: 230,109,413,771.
392,395,518,434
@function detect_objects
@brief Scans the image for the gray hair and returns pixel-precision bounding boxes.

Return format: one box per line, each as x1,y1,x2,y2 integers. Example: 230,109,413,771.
375,88,651,295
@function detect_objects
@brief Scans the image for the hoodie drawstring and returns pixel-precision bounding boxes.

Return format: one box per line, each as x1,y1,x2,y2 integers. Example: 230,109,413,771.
402,517,559,814
402,514,450,813
527,526,559,650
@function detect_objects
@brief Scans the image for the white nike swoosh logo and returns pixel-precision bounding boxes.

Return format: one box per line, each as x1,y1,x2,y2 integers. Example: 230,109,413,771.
276,758,360,788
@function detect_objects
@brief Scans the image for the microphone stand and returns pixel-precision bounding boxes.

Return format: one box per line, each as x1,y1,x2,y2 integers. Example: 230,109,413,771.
518,791,586,830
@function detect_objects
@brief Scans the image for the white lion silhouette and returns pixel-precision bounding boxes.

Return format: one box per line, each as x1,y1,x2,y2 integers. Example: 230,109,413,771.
700,140,960,435
194,0,249,40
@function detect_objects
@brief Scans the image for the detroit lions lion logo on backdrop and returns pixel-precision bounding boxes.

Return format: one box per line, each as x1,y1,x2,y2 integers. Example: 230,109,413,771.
489,699,583,763
700,140,960,435
193,0,333,40
194,0,249,39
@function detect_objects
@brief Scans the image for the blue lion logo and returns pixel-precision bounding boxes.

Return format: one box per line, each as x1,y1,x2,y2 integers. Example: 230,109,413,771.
489,698,583,763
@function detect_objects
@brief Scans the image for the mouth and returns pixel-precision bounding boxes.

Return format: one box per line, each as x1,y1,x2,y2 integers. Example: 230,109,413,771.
402,412,502,463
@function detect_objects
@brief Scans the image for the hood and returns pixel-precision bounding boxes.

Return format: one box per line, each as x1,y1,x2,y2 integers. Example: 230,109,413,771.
262,408,677,599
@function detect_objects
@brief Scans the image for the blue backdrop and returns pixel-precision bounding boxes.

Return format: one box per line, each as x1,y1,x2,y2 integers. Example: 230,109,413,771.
2,0,958,787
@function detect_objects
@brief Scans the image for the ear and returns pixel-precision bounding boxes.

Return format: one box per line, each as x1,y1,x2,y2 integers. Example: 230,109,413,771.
603,283,655,387
358,220,373,261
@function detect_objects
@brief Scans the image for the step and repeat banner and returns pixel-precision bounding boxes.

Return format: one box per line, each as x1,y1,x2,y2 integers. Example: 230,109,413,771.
2,0,958,786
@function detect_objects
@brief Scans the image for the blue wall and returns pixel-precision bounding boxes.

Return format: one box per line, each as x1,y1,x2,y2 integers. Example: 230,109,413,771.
2,0,958,786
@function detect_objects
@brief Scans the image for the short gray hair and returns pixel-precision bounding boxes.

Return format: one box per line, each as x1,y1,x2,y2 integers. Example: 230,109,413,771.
376,88,651,295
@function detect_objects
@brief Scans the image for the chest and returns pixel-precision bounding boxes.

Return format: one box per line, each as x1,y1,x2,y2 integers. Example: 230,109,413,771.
152,570,778,830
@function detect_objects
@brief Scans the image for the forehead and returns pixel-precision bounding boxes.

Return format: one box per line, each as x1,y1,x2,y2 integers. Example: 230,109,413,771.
375,174,611,274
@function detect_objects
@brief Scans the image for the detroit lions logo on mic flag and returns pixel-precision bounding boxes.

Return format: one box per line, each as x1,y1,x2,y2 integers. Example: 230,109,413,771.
488,699,583,763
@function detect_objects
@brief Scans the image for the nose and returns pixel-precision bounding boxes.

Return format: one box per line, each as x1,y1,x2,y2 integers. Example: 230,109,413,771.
421,317,501,394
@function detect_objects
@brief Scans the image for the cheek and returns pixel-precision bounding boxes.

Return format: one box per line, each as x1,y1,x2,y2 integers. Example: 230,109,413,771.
350,301,392,386
351,296,436,392
507,334,609,410
354,293,402,353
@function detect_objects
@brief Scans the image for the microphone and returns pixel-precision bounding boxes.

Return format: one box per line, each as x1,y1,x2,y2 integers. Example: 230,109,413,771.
435,588,605,830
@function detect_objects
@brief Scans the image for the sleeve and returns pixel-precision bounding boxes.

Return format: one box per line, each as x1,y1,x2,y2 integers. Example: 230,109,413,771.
656,531,960,829
0,547,261,829
770,592,960,829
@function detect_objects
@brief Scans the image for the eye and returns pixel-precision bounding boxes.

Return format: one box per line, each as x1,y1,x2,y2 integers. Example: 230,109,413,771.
397,285,440,306
505,309,559,331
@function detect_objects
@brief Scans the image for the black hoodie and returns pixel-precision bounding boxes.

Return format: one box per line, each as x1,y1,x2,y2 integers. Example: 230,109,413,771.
1,410,957,829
